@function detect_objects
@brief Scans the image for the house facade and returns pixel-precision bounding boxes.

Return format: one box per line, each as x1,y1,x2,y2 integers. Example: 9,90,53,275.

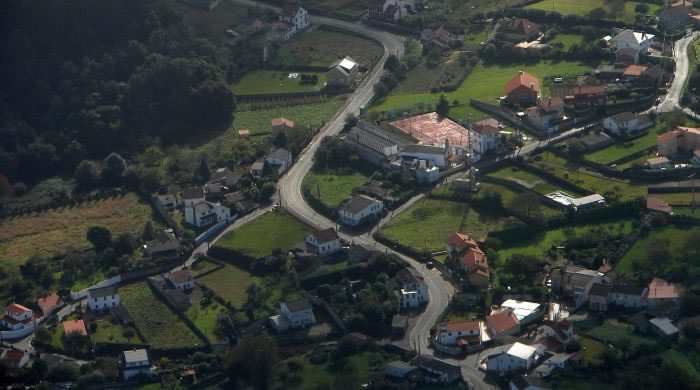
166,270,195,290
184,201,231,228
610,284,647,308
411,356,462,384
278,4,309,39
646,156,671,170
486,310,520,339
397,267,429,308
471,118,501,155
305,228,341,256
486,343,539,375
401,143,449,168
588,283,613,311
338,195,384,226
145,230,180,258
87,286,120,313
121,349,151,380
1,304,34,330
499,18,540,42
659,0,692,31
657,126,700,157
603,112,652,136
273,299,316,331
265,148,293,175
610,30,654,52
505,71,539,106
368,0,413,22
327,57,359,87
37,294,62,316
181,187,205,207
437,321,481,347
1,350,29,368
527,97,565,130
644,277,684,306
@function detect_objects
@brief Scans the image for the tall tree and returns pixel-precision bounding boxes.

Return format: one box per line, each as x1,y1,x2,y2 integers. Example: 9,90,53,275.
225,334,279,390
86,226,112,252
436,94,450,117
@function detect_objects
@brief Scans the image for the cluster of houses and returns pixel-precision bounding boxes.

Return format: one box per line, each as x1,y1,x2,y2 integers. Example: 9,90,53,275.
367,0,415,23
230,3,309,43
445,232,490,289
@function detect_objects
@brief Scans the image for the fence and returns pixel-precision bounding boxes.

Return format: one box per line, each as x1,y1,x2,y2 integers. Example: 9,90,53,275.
235,88,352,101
195,218,233,246
70,275,122,300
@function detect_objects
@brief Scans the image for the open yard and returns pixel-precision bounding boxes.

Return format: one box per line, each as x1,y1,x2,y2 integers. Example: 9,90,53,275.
232,70,327,95
120,282,204,349
213,210,311,258
661,349,700,379
371,60,598,121
488,165,580,195
233,99,344,136
578,336,610,366
197,263,261,308
278,350,389,389
303,165,373,210
524,0,661,24
380,199,524,253
0,193,155,268
185,300,228,342
90,318,141,345
273,29,383,68
168,0,248,46
547,33,587,51
585,319,657,348
615,225,700,275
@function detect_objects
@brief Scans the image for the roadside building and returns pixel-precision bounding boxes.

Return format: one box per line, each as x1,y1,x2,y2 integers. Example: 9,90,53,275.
610,29,654,52
184,201,231,228
526,97,565,130
486,342,539,375
471,118,501,154
144,230,180,258
338,195,384,226
659,0,692,31
437,320,481,347
657,126,700,157
486,310,520,339
498,18,540,42
603,112,652,136
305,228,341,256
1,350,29,368
411,355,462,384
504,71,540,106
646,156,671,170
327,56,359,87
87,286,120,313
385,360,417,379
345,121,403,167
610,283,649,308
121,349,151,380
165,270,195,290
1,304,34,330
396,267,429,308
265,148,293,175
587,283,613,311
401,144,449,168
37,294,62,316
566,85,607,107
270,299,316,332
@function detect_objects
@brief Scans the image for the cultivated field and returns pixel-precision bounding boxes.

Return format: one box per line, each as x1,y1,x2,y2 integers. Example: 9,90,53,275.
232,70,328,95
488,165,580,195
274,29,383,68
302,166,372,210
233,99,344,136
524,0,660,24
615,225,700,275
381,199,523,253
185,300,228,342
120,282,203,349
213,210,311,259
0,193,155,267
197,263,261,308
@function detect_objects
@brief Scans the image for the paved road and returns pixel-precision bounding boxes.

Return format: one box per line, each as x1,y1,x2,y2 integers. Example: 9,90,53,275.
656,31,700,113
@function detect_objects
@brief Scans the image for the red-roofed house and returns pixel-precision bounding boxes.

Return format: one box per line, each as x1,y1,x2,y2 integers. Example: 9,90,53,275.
505,71,540,106
37,294,62,316
499,18,540,42
445,232,479,254
271,117,295,135
470,118,501,155
567,85,607,107
1,349,29,368
527,97,565,130
438,321,481,347
486,310,520,339
647,196,672,214
623,65,647,79
538,319,573,346
1,304,34,330
63,319,88,337
645,277,685,305
657,127,700,157
445,232,490,288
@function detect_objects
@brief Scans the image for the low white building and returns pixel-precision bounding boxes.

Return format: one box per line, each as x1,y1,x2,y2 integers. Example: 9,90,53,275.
437,320,481,346
87,286,120,313
545,191,606,210
646,156,671,170
265,148,293,175
610,29,654,52
338,195,383,226
279,4,309,33
184,201,231,228
401,144,449,168
538,319,574,346
610,284,648,308
305,228,341,256
165,270,195,290
327,56,359,87
270,299,316,332
397,267,429,308
500,299,543,324
121,349,151,380
603,112,652,136
0,304,34,331
486,342,539,375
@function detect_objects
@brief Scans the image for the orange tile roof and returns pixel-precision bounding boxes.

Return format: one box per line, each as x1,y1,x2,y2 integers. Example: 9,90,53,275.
505,71,540,95
37,294,61,313
63,319,88,336
2,350,25,364
271,117,295,128
238,129,251,136
623,65,647,77
461,247,488,270
598,264,613,274
445,232,478,251
657,130,679,143
5,303,32,317
646,197,672,214
486,310,519,334
646,277,684,299
445,320,480,332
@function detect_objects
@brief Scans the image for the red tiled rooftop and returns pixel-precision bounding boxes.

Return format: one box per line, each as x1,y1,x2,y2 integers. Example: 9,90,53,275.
623,65,647,77
445,320,480,332
486,310,519,334
271,117,295,128
5,303,32,317
63,319,87,336
445,232,478,251
505,71,540,95
646,277,684,299
37,294,61,313
3,350,25,364
646,197,672,214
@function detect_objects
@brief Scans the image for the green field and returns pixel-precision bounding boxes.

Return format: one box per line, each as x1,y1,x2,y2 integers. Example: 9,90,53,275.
661,349,700,378
120,282,204,349
585,319,657,348
91,319,140,344
279,351,386,389
213,210,311,258
548,34,587,51
197,263,261,308
488,166,576,195
381,199,523,253
274,29,383,68
232,71,327,95
579,336,610,366
185,300,228,342
190,259,222,277
371,60,597,121
303,165,372,209
524,0,661,24
169,0,248,46
615,225,700,275
496,219,634,260
655,192,700,204
233,99,344,136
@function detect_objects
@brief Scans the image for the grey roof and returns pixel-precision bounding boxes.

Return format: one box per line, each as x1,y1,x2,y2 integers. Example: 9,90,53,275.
411,355,461,377
210,167,241,187
183,187,204,200
284,298,312,313
122,349,149,364
617,47,640,57
266,148,291,161
534,363,558,376
397,267,424,286
89,285,118,299
147,231,179,253
589,283,613,297
402,144,445,155
649,317,679,335
612,284,646,295
193,202,214,214
341,195,380,215
609,111,637,124
310,228,339,244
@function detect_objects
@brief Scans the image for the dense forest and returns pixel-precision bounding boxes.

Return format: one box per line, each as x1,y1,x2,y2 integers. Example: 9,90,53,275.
0,0,237,187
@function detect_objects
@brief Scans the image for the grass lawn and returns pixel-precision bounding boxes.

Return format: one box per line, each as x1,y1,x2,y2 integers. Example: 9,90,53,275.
213,210,311,258
233,99,344,136
488,165,577,195
464,25,492,44
90,319,140,344
185,300,228,342
279,351,387,389
496,219,634,260
661,349,700,378
615,225,700,275
616,150,658,169
0,193,155,268
120,282,204,349
190,259,222,277
197,263,261,308
654,192,700,204
381,199,523,253
578,336,610,366
524,0,660,24
302,165,372,209
548,34,586,51
585,319,657,348
274,29,383,68
232,70,327,95
371,60,598,121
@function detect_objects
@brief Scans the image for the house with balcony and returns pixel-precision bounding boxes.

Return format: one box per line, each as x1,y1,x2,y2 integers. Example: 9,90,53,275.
87,286,120,313
0,304,34,330
396,267,429,308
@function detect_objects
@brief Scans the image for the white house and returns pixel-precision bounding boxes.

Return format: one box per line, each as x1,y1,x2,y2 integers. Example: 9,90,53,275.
181,187,205,207
396,267,429,308
338,195,383,226
610,29,654,52
278,4,309,40
437,320,481,346
538,319,574,346
471,118,501,155
401,143,449,168
270,299,316,332
603,112,653,136
265,148,293,175
184,201,231,228
610,284,648,308
87,286,120,313
500,299,543,324
305,228,341,256
327,57,359,87
1,350,30,368
0,304,34,330
165,270,195,290
486,342,539,375
121,349,151,380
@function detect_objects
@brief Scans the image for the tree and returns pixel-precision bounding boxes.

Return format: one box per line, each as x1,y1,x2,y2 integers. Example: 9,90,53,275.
635,3,649,14
508,192,541,218
35,326,52,346
101,152,127,183
225,334,279,390
384,54,399,72
343,113,358,131
273,129,288,147
286,357,303,378
74,160,101,190
260,181,276,201
334,335,359,361
617,336,632,357
0,174,12,197
113,233,135,256
608,0,625,20
566,138,587,155
198,159,210,181
436,94,449,117
588,7,607,19
142,220,155,241
86,226,112,252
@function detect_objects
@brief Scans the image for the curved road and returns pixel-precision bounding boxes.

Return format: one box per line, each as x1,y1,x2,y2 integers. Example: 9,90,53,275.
656,31,700,113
